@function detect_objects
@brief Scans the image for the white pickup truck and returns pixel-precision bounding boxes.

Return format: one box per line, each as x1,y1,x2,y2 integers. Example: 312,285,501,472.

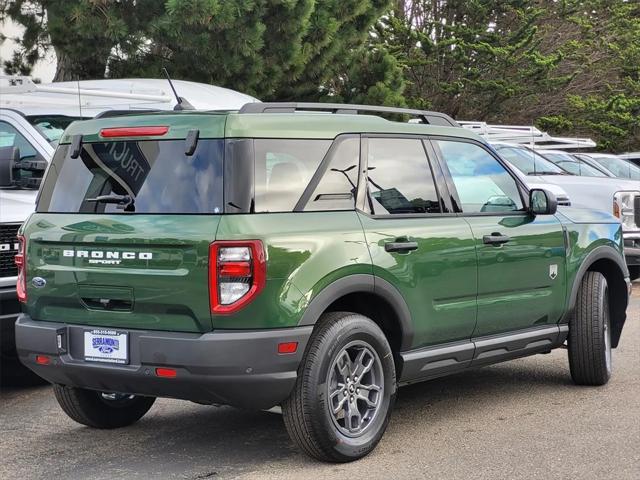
0,76,258,381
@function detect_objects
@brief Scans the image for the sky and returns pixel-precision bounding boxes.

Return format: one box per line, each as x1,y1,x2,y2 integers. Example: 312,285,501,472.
1,19,56,82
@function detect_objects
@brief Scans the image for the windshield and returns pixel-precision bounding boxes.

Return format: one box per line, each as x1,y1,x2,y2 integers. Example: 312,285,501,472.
37,139,224,214
25,115,85,146
494,146,567,175
543,152,607,177
591,155,640,180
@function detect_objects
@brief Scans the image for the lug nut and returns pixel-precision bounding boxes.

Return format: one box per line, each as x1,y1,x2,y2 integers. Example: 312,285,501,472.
350,396,354,402
356,388,360,394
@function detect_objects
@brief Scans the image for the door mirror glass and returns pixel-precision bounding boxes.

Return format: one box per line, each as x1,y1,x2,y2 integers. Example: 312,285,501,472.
529,189,558,215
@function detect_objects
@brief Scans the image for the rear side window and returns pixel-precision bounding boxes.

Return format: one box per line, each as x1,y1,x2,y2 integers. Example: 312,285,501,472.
304,137,360,211
37,139,224,214
366,138,442,215
254,139,331,212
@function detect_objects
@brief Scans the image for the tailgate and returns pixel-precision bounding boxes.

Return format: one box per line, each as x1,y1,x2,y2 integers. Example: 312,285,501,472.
23,214,219,333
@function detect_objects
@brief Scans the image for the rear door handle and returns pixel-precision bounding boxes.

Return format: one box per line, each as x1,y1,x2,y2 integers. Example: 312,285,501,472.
483,232,511,246
385,241,419,253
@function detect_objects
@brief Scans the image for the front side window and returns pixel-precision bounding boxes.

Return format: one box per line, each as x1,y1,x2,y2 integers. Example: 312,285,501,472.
435,140,523,214
254,139,332,212
37,139,224,214
0,121,37,159
366,138,442,215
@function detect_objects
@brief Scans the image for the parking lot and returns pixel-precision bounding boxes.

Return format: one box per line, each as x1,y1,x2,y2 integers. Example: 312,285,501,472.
1,293,638,480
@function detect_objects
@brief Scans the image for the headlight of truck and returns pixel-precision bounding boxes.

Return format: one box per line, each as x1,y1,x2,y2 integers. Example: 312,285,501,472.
613,191,640,231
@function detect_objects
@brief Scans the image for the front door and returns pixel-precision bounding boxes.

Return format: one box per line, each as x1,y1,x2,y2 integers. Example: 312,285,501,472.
432,138,567,338
359,137,478,349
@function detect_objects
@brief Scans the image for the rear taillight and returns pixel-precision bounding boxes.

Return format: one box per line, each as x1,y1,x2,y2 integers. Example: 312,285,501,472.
209,241,266,314
15,234,26,303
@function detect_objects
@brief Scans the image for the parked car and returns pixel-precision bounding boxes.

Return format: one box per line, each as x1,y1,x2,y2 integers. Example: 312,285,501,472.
16,103,629,462
492,142,640,280
575,153,640,180
540,150,613,177
619,152,640,168
0,76,257,382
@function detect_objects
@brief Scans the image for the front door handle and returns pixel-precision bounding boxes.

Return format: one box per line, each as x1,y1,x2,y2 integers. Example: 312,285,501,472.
483,232,511,246
385,240,419,253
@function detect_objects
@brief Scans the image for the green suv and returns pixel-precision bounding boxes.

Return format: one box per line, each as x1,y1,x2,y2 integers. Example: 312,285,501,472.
15,103,630,462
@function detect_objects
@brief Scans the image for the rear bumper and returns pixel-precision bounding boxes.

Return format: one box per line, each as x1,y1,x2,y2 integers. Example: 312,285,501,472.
15,314,312,409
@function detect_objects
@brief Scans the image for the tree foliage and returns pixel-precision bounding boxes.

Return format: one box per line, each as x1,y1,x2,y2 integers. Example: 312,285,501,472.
1,0,638,150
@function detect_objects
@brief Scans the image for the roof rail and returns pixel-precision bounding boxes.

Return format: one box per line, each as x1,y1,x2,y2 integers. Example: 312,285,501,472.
238,102,459,127
460,121,596,149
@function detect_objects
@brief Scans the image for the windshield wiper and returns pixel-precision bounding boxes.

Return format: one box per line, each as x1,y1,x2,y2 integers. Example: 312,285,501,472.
86,194,134,210
529,171,567,176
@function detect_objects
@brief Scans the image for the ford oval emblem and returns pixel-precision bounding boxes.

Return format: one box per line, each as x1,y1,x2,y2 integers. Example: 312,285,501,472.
32,277,46,289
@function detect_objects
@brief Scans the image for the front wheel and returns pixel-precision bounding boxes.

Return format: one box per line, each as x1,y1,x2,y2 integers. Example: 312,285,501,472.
53,385,156,429
568,271,612,386
282,312,396,462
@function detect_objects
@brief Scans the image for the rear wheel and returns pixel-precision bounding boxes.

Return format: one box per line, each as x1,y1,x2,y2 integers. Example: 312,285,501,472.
628,266,640,282
282,312,396,462
568,271,612,386
53,385,155,428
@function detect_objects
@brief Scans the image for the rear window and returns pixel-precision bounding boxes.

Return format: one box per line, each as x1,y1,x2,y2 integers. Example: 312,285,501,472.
37,139,224,214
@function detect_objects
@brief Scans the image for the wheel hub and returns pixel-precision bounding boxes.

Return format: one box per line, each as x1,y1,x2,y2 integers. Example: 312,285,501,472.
326,340,384,437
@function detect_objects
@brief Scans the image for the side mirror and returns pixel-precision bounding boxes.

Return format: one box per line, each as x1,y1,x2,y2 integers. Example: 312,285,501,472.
0,146,20,187
529,188,558,215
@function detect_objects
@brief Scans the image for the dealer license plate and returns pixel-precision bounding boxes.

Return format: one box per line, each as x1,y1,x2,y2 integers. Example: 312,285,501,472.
84,329,128,364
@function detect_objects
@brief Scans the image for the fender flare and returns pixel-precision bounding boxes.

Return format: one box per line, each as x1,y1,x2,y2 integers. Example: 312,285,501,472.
562,245,629,347
298,274,414,350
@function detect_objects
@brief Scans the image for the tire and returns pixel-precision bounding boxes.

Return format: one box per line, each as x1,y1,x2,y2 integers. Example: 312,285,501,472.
629,266,640,282
282,311,396,462
53,385,156,429
568,271,612,386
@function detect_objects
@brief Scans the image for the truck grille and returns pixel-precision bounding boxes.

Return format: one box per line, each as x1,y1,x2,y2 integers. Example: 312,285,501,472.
0,224,21,278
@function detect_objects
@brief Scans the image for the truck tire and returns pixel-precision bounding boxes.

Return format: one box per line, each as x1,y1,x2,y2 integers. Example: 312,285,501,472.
282,312,396,462
568,271,612,386
53,385,156,429
628,266,640,282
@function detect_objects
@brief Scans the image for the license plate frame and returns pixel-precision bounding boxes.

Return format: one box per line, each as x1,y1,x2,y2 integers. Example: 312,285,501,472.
84,329,129,365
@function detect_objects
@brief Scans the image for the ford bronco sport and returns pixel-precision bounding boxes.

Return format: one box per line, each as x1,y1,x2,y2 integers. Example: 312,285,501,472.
15,103,630,462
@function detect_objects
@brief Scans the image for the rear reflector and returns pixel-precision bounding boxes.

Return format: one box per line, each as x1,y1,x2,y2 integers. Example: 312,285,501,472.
99,126,169,138
278,342,298,354
155,367,177,378
35,355,50,365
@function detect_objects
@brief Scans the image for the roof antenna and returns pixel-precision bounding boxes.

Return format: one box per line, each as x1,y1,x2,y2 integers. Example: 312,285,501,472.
162,68,195,111
76,77,83,117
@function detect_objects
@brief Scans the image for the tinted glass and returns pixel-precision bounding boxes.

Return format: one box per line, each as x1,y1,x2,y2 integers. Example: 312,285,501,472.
543,152,606,177
0,121,37,159
37,139,224,214
592,156,640,180
305,137,360,211
26,115,84,146
366,138,441,215
496,146,566,175
254,139,331,212
436,140,523,213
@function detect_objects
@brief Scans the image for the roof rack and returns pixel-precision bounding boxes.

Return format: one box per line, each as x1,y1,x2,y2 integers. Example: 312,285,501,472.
239,102,459,127
460,121,596,149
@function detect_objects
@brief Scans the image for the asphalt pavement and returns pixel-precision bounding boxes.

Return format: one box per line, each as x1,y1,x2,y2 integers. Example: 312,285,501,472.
1,293,639,480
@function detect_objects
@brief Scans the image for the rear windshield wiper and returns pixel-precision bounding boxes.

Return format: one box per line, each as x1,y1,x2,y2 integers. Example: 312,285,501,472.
86,194,135,210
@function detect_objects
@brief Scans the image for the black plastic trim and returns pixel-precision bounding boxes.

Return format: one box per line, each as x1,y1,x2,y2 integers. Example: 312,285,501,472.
297,274,414,350
399,325,567,384
15,314,313,409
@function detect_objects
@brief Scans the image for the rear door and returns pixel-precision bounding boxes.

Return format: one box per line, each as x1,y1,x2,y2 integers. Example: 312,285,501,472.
25,137,224,333
432,138,567,337
358,136,478,349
